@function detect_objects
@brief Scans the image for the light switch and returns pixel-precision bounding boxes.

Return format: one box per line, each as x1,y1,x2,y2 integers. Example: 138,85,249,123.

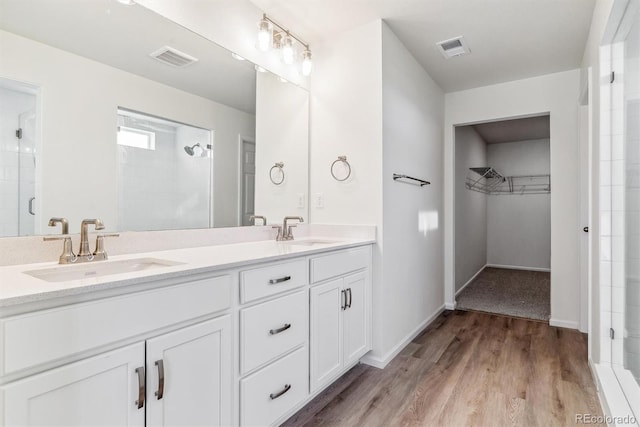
297,193,305,208
314,193,324,208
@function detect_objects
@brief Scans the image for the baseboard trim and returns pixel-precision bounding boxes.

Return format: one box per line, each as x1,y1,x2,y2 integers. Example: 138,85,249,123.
360,304,445,369
444,301,457,310
486,263,550,272
455,264,487,296
591,363,637,423
549,318,580,330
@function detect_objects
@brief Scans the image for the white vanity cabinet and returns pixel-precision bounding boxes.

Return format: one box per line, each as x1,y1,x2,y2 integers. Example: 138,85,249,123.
0,274,233,427
309,247,371,393
238,260,309,426
1,342,146,426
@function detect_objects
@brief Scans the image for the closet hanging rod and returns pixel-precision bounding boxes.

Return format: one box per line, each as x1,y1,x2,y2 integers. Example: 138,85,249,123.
393,173,430,187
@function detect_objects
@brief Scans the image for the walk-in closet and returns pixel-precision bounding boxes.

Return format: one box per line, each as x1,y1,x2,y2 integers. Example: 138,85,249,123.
454,115,551,321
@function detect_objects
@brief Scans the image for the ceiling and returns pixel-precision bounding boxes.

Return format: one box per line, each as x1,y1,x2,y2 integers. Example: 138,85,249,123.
471,115,550,144
249,0,596,92
0,0,257,114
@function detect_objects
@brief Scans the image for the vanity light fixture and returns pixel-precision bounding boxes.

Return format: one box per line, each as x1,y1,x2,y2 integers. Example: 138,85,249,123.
256,13,312,76
301,49,312,76
257,16,271,52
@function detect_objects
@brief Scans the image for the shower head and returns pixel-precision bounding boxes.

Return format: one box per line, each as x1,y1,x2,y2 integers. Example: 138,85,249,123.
184,143,201,156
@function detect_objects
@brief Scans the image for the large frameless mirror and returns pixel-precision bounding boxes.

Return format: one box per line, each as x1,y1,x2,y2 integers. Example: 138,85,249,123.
0,0,309,236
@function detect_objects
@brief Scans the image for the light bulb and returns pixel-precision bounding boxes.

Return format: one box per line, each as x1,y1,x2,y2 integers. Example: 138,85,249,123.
301,49,312,76
282,34,294,64
257,17,271,52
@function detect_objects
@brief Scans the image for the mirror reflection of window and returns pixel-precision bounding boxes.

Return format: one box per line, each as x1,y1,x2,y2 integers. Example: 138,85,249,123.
116,108,213,231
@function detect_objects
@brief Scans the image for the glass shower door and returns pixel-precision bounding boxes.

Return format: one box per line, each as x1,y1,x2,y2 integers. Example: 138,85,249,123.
623,0,640,387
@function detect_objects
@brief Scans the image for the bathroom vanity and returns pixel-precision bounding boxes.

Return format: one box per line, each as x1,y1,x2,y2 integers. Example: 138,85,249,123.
0,237,373,426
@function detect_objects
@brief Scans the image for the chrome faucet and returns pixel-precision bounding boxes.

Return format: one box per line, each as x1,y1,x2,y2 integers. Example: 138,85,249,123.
249,215,267,226
44,218,118,264
280,216,304,241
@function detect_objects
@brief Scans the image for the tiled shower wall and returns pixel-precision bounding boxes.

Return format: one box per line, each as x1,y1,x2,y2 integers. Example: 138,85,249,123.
0,86,35,237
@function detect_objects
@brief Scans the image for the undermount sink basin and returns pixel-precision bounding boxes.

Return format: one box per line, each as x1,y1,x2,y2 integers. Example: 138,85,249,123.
283,239,342,246
24,257,184,283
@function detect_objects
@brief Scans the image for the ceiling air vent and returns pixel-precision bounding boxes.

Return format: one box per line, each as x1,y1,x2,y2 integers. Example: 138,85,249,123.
149,46,198,67
436,36,470,59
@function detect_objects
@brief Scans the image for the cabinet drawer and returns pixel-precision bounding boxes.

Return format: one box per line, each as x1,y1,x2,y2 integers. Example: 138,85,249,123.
0,275,231,376
240,259,307,303
310,246,370,284
240,290,307,374
240,346,308,427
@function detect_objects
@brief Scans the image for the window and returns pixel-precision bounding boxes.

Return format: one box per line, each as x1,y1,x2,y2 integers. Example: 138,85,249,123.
117,126,156,150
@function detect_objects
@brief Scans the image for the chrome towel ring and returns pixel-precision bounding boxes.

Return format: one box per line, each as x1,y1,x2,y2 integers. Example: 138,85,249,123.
270,162,285,185
331,156,351,181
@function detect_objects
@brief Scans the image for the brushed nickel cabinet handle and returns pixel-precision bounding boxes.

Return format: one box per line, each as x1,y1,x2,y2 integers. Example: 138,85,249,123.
269,275,291,285
135,367,145,409
269,384,291,400
347,288,352,309
269,323,292,335
155,359,164,400
341,289,346,310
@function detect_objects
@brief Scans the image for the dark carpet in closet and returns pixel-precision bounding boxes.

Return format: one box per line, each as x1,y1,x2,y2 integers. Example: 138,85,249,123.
456,267,550,321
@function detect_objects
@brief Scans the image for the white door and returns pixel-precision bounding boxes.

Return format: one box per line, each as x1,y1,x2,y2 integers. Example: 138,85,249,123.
342,271,369,366
579,103,590,333
310,278,343,393
1,342,145,426
241,139,256,226
145,316,232,427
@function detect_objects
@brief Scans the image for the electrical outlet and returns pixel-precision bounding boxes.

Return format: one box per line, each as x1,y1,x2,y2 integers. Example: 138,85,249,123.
314,193,324,208
297,193,305,208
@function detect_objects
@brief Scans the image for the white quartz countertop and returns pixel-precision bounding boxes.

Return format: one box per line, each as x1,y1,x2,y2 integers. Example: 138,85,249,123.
0,237,374,308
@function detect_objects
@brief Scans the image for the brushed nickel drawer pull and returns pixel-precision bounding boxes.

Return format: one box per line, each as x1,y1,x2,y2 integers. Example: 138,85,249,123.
269,323,292,335
155,359,165,400
269,275,291,285
341,289,347,310
269,384,291,400
135,367,145,409
347,288,352,309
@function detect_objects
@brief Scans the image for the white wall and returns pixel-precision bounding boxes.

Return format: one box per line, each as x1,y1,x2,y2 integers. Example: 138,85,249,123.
444,69,582,329
136,0,308,89
486,139,551,270
255,72,309,224
378,22,445,364
0,30,255,232
454,126,487,291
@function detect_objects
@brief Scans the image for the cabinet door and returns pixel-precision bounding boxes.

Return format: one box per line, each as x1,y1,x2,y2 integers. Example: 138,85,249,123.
343,271,369,366
310,278,343,393
146,316,232,427
1,343,145,426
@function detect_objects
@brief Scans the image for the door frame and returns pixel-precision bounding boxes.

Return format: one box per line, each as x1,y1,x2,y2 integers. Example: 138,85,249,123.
237,135,256,226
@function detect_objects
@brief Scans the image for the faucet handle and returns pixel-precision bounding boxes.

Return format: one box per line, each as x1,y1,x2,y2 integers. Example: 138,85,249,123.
272,225,283,241
94,234,119,259
43,235,76,264
43,234,72,241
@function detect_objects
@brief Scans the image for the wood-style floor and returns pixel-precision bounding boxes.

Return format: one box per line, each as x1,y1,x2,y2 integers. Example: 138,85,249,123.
283,310,603,427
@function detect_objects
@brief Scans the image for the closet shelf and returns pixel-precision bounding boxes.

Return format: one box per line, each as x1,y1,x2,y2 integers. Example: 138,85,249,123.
465,167,550,195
